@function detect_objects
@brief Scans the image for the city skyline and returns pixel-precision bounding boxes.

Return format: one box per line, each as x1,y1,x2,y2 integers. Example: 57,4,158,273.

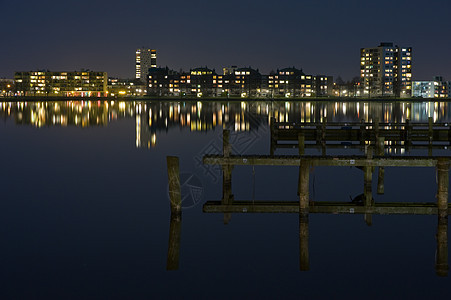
1,0,451,81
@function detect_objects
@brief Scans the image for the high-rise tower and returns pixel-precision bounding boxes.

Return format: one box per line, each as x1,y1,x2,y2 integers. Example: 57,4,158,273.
136,48,157,82
360,42,412,98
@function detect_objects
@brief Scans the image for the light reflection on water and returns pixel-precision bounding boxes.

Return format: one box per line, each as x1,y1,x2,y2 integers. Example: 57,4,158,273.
1,100,451,150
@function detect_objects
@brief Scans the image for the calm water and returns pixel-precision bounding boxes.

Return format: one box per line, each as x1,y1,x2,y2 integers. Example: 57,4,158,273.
1,100,450,299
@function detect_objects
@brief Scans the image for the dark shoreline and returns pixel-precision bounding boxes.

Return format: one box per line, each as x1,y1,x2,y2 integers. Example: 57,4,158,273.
1,96,451,102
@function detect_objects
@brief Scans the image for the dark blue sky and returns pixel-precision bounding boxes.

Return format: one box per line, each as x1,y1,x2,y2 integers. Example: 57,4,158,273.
2,0,451,81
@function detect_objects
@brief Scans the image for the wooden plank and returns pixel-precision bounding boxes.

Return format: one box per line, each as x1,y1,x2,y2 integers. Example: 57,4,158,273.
203,201,451,215
203,155,442,167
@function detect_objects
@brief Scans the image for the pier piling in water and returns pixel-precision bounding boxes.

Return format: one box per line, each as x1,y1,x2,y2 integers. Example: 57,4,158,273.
299,159,310,271
167,156,181,215
377,137,385,195
437,158,449,219
222,130,233,224
364,147,373,226
299,160,310,215
299,213,309,271
298,133,305,156
167,213,182,270
166,156,182,270
436,216,449,277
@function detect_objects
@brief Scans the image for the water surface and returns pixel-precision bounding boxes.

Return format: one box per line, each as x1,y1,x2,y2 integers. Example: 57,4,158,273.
1,100,450,299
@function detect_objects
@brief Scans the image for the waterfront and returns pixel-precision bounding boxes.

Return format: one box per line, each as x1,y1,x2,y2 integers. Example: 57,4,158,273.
1,100,451,298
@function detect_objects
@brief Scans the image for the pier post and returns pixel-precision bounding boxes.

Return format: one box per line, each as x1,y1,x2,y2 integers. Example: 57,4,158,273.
428,117,434,156
270,117,277,156
297,133,305,196
364,147,373,226
436,216,448,277
299,212,309,271
167,156,181,215
437,158,449,219
374,118,379,142
377,137,385,195
299,160,310,214
299,159,310,271
298,133,305,156
405,119,412,151
223,129,231,157
360,119,366,148
429,117,434,142
166,156,182,270
222,129,233,224
167,213,182,270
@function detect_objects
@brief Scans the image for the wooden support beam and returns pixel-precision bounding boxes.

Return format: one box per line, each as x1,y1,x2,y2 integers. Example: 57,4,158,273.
203,155,443,167
274,144,447,151
223,129,231,157
299,213,309,271
298,133,305,156
203,201,451,215
299,160,310,216
360,119,365,146
364,147,373,226
374,118,380,142
436,216,449,277
222,129,233,224
405,119,412,151
167,156,181,215
377,137,385,195
429,117,434,143
377,167,385,195
166,213,182,271
270,117,277,156
437,158,450,218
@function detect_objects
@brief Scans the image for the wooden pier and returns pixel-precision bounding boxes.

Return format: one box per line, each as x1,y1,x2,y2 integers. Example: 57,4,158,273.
165,120,450,275
270,117,451,155
200,125,450,276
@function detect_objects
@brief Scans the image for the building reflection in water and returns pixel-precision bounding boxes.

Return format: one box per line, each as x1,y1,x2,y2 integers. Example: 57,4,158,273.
1,100,451,151
167,120,450,276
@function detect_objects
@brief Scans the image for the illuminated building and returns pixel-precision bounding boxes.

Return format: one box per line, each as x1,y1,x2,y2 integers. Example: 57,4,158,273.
412,77,450,98
138,65,334,98
232,67,262,98
14,71,107,97
360,42,412,98
267,68,333,98
190,67,217,97
107,78,146,97
268,68,306,98
314,75,333,96
147,67,180,97
136,48,157,83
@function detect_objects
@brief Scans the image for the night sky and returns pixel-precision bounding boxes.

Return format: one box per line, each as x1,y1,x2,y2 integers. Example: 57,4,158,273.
2,0,451,81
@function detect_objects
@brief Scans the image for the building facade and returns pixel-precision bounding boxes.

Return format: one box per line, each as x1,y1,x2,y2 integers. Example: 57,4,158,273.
266,68,333,98
136,48,157,83
145,66,333,98
15,71,107,97
412,76,450,98
107,78,146,97
360,42,412,98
